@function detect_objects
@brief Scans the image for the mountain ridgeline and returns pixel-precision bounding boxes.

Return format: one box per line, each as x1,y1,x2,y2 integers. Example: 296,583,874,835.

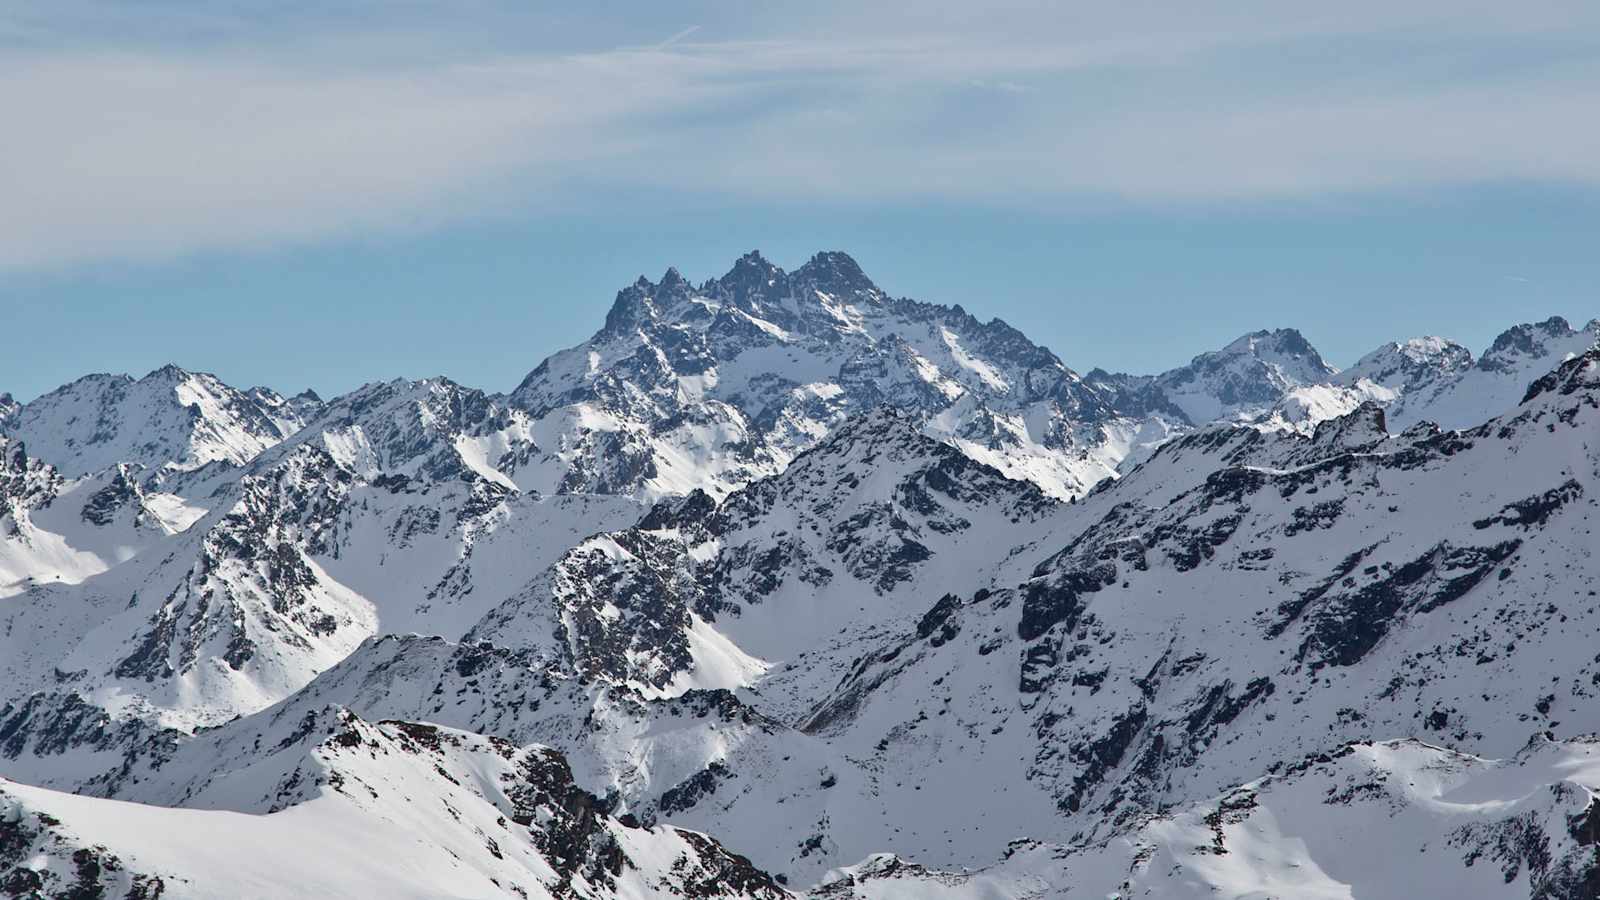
2,251,1599,899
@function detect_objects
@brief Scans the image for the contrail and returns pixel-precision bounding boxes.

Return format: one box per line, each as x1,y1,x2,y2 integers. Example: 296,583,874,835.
655,24,701,50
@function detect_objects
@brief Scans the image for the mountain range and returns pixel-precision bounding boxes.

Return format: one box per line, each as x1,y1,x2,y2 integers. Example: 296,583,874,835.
2,251,1598,899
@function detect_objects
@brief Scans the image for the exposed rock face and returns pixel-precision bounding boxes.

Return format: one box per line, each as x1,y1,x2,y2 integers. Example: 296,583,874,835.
468,408,1061,694
507,250,1137,501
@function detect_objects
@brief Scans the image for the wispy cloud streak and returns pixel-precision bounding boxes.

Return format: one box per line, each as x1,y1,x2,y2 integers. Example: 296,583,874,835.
3,2,1597,268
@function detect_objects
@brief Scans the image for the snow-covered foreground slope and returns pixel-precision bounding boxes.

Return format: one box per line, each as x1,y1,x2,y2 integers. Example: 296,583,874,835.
7,726,1596,899
0,711,789,899
811,737,1600,899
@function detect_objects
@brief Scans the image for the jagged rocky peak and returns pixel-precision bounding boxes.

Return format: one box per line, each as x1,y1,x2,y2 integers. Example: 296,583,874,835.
715,249,787,302
0,392,19,430
1096,326,1339,426
1521,345,1600,405
1479,315,1600,373
1374,315,1600,432
1207,327,1334,377
658,264,690,291
535,248,1078,396
1305,399,1389,453
792,249,879,298
698,248,893,342
1341,336,1474,392
504,248,1127,500
600,272,678,338
277,375,513,482
595,249,884,344
247,384,325,424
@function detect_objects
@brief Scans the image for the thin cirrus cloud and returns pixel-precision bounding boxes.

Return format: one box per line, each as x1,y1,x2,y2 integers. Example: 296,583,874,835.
2,2,1597,270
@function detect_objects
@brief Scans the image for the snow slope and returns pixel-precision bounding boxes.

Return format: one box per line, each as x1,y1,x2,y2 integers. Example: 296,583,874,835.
1,711,789,899
809,737,1600,899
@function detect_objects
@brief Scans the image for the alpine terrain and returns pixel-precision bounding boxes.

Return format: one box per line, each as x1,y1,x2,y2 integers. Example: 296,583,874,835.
3,251,1598,899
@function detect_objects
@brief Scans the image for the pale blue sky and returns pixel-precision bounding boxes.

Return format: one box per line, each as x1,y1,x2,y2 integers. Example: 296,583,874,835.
2,2,1597,401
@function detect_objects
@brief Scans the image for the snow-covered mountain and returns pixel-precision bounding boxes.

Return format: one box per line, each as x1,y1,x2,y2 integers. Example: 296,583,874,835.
0,376,643,738
1339,335,1476,396
0,441,207,593
1380,315,1600,430
0,365,321,478
506,251,1135,501
1091,327,1337,426
782,352,1600,861
2,252,1597,898
467,408,1061,696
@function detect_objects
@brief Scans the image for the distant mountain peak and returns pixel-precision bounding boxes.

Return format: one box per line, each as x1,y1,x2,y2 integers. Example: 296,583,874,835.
1479,315,1600,373
599,278,663,338
1216,327,1328,369
5,366,319,477
722,248,781,283
1340,336,1474,394
713,249,788,306
144,362,191,381
1100,326,1338,426
793,250,878,297
658,265,688,290
506,249,1128,500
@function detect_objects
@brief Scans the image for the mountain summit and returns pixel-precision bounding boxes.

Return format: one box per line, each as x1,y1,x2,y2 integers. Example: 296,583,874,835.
510,250,1123,500
1,365,320,478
